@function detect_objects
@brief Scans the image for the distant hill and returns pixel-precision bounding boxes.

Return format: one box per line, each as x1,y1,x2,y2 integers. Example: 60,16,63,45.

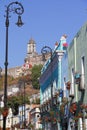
0,74,39,96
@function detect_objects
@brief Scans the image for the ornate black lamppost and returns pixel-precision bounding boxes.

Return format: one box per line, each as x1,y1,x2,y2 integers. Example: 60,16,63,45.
3,2,24,130
41,46,53,130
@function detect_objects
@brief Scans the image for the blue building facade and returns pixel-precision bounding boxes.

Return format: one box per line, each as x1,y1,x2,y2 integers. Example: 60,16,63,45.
40,35,68,130
40,22,87,130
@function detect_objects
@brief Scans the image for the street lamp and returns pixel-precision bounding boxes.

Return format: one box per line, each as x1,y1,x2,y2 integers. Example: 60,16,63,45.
41,46,53,129
3,2,24,130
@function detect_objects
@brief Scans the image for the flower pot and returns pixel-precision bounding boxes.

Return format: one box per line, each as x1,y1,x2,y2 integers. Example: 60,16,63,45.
49,110,54,116
53,118,57,124
62,97,68,104
2,108,9,117
73,116,79,122
77,112,83,118
69,107,75,114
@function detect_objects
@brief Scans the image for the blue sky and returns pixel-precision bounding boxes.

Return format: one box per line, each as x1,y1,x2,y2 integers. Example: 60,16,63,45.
0,0,87,69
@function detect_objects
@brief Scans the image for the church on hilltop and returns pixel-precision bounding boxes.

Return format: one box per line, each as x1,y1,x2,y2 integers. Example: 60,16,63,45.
24,38,43,67
6,38,51,78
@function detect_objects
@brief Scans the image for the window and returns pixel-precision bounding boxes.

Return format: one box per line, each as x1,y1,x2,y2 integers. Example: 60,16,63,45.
53,80,56,95
70,68,74,97
8,118,10,123
63,77,66,97
81,56,85,89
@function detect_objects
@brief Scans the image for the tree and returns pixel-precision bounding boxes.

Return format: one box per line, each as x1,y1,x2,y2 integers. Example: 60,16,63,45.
7,94,30,115
31,64,42,89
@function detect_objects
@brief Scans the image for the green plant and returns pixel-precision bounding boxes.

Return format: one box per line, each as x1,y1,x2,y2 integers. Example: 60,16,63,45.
73,116,79,122
60,103,65,114
7,94,30,115
49,109,54,116
28,123,34,130
36,98,40,104
77,112,83,118
62,97,68,105
31,64,42,89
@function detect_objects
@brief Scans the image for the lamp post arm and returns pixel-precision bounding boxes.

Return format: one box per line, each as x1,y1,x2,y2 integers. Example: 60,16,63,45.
5,1,24,27
41,46,52,61
41,46,52,54
6,1,24,15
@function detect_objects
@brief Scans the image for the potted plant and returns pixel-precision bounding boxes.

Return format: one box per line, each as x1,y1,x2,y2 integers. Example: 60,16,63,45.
49,110,54,116
72,102,77,111
60,104,65,114
45,117,49,122
80,104,87,112
80,104,85,109
69,102,77,114
53,118,57,124
73,116,79,122
55,92,59,97
62,97,68,105
77,112,83,118
1,107,9,117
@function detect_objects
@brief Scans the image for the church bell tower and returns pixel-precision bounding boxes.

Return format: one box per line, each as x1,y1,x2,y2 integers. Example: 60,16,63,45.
27,38,36,57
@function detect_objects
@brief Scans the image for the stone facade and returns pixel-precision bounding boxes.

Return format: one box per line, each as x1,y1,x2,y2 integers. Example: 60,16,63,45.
24,38,50,66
